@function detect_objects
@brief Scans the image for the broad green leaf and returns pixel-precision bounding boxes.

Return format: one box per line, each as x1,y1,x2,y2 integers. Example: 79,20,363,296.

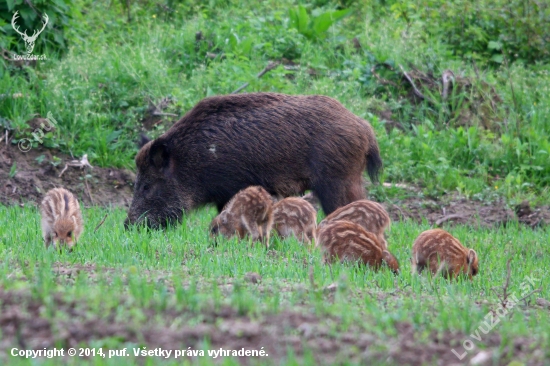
228,33,238,50
297,5,309,34
312,8,351,35
239,38,253,55
106,130,123,144
312,12,334,36
288,8,298,30
491,54,503,63
488,40,502,50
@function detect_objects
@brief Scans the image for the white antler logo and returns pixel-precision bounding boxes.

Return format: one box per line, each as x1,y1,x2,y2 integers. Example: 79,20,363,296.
11,11,49,55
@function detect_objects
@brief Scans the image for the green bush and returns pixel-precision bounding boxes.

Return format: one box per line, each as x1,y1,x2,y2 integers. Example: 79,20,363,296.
386,0,550,65
0,0,73,58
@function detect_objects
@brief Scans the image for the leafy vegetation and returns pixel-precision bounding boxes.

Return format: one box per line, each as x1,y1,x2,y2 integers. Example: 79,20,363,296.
288,5,350,40
385,0,550,65
0,0,73,57
1,0,549,203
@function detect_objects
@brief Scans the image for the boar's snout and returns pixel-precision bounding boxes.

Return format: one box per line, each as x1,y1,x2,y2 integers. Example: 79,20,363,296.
125,201,184,230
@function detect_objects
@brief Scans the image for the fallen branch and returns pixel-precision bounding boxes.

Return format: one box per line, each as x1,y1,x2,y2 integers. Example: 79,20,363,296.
399,64,429,101
435,214,466,226
58,154,93,178
232,61,280,94
94,214,108,233
516,285,543,305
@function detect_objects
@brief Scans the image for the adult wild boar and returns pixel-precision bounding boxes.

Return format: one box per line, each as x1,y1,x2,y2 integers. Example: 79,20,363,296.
125,92,382,228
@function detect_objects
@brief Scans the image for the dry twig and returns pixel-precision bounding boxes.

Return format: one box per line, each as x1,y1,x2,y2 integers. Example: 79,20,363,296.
232,61,280,94
147,97,177,117
59,154,93,177
516,285,543,304
502,258,512,304
399,64,428,101
84,177,94,205
94,214,108,233
435,214,466,226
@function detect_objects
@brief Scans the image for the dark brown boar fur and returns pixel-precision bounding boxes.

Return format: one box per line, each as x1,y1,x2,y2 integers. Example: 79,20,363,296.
209,186,274,246
318,199,391,249
125,92,382,228
316,220,399,274
272,197,317,244
411,229,479,279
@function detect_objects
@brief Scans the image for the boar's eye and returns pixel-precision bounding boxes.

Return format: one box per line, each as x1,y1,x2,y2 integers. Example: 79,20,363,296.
68,231,72,237
143,184,150,192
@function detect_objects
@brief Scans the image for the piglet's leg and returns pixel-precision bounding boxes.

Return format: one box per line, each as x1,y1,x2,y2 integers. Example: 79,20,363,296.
241,217,261,244
44,233,53,248
434,261,450,279
410,255,419,275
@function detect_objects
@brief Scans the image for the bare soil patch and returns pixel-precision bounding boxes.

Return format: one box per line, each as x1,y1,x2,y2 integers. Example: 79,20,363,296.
0,143,135,208
381,192,550,229
0,286,544,365
2,142,549,228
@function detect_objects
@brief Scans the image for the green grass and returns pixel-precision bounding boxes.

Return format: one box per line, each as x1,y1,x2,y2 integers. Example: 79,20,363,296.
1,0,549,203
0,205,548,365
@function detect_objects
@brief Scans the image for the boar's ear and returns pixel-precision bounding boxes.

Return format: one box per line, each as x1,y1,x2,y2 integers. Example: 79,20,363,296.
149,140,170,171
138,134,151,149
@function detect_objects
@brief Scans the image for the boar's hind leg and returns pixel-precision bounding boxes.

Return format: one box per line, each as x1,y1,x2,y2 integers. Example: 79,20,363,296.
314,177,365,215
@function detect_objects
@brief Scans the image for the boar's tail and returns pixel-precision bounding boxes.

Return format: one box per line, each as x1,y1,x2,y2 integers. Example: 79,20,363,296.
366,143,383,184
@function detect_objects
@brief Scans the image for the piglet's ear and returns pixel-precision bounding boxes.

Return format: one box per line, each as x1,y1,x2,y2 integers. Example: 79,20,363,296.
149,140,170,170
138,134,151,149
467,249,477,264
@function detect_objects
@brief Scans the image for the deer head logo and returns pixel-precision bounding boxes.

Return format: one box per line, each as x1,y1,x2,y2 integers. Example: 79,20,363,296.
11,11,49,55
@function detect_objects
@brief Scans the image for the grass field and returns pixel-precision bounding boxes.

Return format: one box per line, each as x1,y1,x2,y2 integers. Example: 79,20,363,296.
1,0,550,364
0,206,548,365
